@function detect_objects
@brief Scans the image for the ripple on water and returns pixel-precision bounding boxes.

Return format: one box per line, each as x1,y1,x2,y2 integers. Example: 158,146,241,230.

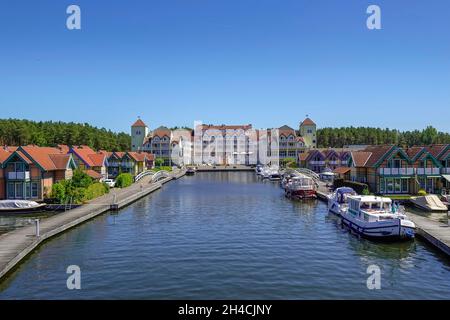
0,172,449,299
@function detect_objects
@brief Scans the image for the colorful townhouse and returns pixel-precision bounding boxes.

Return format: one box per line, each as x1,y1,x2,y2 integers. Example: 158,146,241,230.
348,144,450,195
0,146,76,201
298,149,351,173
106,151,153,178
69,145,108,180
278,125,307,164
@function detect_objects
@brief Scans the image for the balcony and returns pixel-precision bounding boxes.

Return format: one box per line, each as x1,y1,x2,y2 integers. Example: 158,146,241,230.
417,168,440,175
443,168,450,174
378,168,415,175
310,161,325,165
8,171,30,180
121,162,134,168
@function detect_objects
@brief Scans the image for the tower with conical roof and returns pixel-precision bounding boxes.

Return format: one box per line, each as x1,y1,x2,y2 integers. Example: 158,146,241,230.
131,117,149,151
299,116,317,148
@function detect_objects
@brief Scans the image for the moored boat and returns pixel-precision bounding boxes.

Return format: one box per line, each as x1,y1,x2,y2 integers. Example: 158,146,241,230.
285,174,316,199
327,187,357,216
186,167,196,175
341,195,415,240
0,200,47,214
410,195,448,212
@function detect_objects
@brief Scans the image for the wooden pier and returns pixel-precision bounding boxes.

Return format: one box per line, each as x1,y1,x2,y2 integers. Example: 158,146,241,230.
0,169,186,281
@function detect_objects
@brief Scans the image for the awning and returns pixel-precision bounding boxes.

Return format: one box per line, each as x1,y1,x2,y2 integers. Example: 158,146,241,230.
442,175,450,183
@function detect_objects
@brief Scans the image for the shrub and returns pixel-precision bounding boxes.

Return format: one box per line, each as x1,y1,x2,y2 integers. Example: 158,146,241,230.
51,182,66,203
115,173,133,188
84,183,109,201
72,169,93,188
155,158,164,167
417,189,427,196
362,187,370,195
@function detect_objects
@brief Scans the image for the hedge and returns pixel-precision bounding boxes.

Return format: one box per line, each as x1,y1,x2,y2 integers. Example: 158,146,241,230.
333,178,369,194
115,173,133,188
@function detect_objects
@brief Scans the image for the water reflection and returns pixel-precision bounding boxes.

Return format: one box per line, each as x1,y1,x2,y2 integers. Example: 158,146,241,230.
0,172,449,299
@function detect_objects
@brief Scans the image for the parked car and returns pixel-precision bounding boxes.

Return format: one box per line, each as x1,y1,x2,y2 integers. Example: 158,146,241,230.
103,179,116,188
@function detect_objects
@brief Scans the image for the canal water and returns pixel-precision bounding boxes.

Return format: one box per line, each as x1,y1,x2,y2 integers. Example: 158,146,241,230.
0,172,449,299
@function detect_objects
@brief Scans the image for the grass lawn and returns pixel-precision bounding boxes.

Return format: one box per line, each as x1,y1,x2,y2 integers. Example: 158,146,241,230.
152,166,173,172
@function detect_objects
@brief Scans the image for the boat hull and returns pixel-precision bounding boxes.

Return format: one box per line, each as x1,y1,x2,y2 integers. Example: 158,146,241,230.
340,214,415,240
285,189,316,199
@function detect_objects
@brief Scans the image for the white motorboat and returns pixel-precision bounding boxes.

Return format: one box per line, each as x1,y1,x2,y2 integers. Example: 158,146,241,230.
327,187,357,216
268,170,281,181
410,195,448,212
0,200,47,213
255,165,263,175
285,174,316,199
341,195,415,240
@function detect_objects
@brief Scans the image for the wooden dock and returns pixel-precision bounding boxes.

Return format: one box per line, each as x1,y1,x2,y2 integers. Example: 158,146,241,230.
0,169,185,281
406,212,450,256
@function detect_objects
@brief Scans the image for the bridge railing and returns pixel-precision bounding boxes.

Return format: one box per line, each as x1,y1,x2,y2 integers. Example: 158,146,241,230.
134,170,155,182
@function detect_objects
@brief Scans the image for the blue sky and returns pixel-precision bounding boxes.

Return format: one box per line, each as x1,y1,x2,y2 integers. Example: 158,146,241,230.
0,0,449,133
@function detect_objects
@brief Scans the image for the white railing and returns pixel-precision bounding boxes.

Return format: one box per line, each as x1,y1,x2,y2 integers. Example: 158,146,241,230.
310,161,325,165
8,171,30,180
151,170,170,182
442,168,450,174
417,168,440,175
378,168,415,175
328,161,340,165
134,170,154,182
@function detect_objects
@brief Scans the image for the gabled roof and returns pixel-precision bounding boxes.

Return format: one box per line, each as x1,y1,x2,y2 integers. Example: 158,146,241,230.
4,146,75,171
71,146,106,168
350,151,373,167
333,167,351,174
323,149,339,159
427,144,449,159
132,118,147,127
127,152,147,162
87,153,107,167
301,118,316,126
0,147,17,164
364,145,396,167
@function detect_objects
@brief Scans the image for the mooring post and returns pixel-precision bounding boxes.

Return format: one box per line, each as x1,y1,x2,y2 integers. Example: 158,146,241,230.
35,219,40,237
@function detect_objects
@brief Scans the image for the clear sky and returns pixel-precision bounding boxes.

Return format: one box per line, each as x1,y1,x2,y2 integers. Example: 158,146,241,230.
0,0,449,133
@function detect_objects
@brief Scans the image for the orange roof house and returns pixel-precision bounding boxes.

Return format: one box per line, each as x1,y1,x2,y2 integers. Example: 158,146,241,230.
69,146,108,179
1,146,77,200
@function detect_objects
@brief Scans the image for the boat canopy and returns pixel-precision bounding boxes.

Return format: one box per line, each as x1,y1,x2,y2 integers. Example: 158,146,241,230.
336,187,356,203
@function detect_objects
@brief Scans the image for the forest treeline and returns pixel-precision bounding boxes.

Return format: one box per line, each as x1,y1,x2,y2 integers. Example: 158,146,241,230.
0,119,130,151
1,119,449,151
317,126,450,148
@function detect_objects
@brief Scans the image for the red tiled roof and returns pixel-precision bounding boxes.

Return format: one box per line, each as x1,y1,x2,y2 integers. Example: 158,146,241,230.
363,145,394,167
427,144,449,159
21,146,67,170
85,169,102,180
350,151,373,167
71,146,102,167
48,154,72,170
127,152,146,162
0,147,18,164
132,119,147,127
301,118,316,126
333,167,351,174
87,153,106,167
405,146,424,159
